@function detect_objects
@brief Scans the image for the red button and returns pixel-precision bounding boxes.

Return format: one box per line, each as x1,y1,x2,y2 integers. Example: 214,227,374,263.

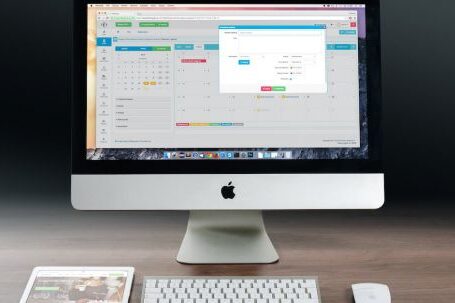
350,22,357,27
261,86,272,91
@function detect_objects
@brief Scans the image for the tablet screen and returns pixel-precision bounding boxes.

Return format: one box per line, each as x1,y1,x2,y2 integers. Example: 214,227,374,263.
25,269,129,303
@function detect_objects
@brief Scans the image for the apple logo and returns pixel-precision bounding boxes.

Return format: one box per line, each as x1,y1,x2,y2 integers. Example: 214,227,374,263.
221,181,236,199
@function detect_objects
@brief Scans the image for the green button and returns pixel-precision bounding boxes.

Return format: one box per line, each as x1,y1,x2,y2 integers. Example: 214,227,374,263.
115,22,132,27
272,86,286,91
151,46,171,51
139,22,169,27
35,287,60,291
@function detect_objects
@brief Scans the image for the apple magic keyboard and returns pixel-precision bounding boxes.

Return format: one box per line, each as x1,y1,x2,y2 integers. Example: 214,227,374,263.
142,277,320,303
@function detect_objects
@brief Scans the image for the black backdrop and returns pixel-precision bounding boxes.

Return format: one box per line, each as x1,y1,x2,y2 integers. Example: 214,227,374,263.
1,0,455,204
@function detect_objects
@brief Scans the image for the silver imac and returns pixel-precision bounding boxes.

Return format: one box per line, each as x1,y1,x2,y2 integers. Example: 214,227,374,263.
72,1,384,264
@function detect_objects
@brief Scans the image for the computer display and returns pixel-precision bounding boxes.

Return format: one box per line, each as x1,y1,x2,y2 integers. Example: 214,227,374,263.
87,3,368,160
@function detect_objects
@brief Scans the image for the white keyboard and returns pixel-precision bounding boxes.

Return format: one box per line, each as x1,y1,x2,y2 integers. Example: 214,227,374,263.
142,277,320,303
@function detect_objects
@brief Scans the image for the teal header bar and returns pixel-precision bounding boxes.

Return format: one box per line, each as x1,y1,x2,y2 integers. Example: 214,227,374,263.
115,46,171,51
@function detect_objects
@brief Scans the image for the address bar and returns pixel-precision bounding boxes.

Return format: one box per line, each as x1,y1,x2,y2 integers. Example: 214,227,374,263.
109,15,349,21
220,16,348,20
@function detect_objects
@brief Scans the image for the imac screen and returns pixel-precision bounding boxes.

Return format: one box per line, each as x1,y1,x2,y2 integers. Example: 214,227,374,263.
86,3,368,160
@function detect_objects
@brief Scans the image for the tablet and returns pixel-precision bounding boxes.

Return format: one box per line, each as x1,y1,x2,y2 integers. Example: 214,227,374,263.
20,266,134,303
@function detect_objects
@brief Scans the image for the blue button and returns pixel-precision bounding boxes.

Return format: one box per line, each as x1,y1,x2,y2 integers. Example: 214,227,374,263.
204,44,219,50
96,37,112,47
339,30,357,35
115,46,152,51
238,60,250,65
326,44,357,50
175,44,194,50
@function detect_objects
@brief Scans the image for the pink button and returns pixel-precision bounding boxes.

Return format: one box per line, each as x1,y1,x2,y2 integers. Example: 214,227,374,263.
261,86,272,91
181,59,207,63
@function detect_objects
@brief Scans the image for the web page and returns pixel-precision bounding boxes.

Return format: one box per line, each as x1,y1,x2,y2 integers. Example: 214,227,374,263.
26,270,128,302
87,4,368,160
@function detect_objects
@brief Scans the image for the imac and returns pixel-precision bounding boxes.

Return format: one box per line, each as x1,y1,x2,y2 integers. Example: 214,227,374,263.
72,0,383,264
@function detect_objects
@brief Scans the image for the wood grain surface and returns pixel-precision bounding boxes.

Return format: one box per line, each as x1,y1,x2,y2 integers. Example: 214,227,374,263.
1,198,454,302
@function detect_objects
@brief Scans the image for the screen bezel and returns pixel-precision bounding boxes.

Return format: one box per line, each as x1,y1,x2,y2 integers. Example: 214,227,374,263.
72,0,382,174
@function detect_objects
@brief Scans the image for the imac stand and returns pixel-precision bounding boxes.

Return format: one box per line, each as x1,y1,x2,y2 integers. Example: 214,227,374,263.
176,210,279,264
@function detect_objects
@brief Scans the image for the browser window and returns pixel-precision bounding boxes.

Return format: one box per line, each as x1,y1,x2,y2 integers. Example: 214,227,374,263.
87,4,367,160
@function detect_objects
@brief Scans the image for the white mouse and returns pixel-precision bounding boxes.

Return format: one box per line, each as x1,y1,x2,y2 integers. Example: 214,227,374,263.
352,283,391,303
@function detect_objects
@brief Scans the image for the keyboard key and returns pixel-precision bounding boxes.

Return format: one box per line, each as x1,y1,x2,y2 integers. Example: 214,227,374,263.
308,288,318,299
145,293,163,299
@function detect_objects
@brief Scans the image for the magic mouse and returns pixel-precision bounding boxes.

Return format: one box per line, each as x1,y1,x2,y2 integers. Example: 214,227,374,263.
352,283,391,303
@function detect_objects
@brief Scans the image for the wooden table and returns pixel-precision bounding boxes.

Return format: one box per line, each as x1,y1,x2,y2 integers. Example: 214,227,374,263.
1,198,454,302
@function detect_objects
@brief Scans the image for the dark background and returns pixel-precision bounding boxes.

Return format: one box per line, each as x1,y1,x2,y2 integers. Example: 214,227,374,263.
1,0,455,205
